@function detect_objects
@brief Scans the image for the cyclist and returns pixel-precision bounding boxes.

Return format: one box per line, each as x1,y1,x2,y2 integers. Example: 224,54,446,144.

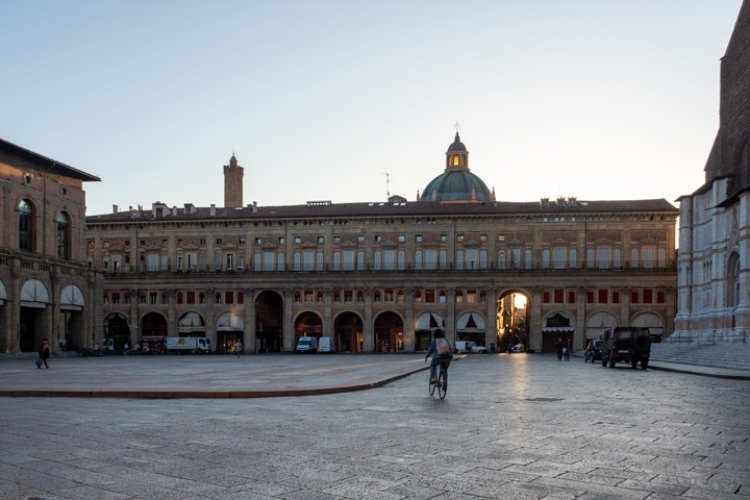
425,329,453,385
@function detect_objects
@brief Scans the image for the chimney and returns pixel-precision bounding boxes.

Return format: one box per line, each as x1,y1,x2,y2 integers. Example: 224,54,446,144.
210,204,216,216
113,204,119,213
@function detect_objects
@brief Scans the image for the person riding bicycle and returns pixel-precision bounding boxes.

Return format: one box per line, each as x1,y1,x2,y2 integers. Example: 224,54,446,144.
425,329,453,384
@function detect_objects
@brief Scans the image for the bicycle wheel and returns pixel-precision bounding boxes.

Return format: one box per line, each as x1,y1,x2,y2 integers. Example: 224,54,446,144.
428,375,436,396
437,368,447,399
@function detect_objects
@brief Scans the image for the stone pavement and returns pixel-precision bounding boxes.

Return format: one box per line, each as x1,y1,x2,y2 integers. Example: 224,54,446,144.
0,354,749,500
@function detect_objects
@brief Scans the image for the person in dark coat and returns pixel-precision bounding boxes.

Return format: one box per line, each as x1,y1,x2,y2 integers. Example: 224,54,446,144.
425,329,453,384
38,339,50,368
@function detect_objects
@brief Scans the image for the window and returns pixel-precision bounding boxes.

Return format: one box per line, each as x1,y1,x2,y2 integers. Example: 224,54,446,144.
358,235,365,242
317,236,324,244
263,252,275,271
148,254,158,272
199,254,206,271
415,235,422,242
425,250,437,270
277,252,284,271
568,290,575,303
149,293,157,304
398,250,405,270
598,289,608,303
643,248,655,269
456,250,464,270
384,250,395,270
479,250,487,269
316,252,324,271
18,199,33,252
334,252,341,271
295,237,301,244
569,249,577,268
523,249,531,269
425,290,435,303
357,251,365,270
498,251,506,270
415,250,422,270
542,249,551,268
467,290,476,303
554,289,564,303
586,249,595,268
177,255,183,271
373,251,381,270
613,249,621,268
599,248,610,269
658,249,666,268
643,289,653,303
278,237,284,244
630,248,639,268
238,254,245,270
215,253,222,271
554,247,565,269
303,251,314,271
56,212,69,259
398,235,405,242
226,253,234,270
187,291,195,304
340,250,351,271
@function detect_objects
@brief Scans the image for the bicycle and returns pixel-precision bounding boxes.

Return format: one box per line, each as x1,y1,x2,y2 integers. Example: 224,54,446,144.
427,359,448,399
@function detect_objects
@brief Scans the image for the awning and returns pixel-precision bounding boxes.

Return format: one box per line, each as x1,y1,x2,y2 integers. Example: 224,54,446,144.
61,285,85,311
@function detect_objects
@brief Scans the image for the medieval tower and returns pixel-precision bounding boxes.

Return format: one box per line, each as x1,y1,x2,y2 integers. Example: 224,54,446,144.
223,154,244,208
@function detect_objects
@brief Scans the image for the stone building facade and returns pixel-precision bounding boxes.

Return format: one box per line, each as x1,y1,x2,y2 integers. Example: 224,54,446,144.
675,0,750,342
0,138,102,354
86,134,678,354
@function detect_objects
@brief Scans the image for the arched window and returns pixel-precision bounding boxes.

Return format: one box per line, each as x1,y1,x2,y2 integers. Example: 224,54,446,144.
18,199,33,252
56,212,70,259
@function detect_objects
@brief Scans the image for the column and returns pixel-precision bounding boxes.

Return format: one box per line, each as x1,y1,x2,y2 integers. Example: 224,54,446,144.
575,286,587,350
403,287,414,351
243,288,255,352
283,288,294,351
529,286,543,351
485,287,498,348
363,287,374,352
445,287,456,345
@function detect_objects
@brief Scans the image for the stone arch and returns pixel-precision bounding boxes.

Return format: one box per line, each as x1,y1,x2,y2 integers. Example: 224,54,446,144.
374,311,403,353
542,311,575,353
140,311,168,354
414,312,445,351
334,311,363,352
496,288,531,350
104,313,131,350
255,290,283,352
294,311,323,344
585,311,618,343
216,312,245,353
456,311,486,346
21,279,49,306
60,284,84,310
177,312,206,334
631,312,664,338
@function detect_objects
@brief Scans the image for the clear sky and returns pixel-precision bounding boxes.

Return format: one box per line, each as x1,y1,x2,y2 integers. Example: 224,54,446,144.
1,1,743,216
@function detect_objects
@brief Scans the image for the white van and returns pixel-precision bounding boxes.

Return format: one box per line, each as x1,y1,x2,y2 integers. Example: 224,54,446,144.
295,336,318,353
455,340,488,354
318,337,335,353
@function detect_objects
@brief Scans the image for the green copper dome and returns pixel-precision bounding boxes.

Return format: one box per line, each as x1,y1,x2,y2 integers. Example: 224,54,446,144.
420,132,493,202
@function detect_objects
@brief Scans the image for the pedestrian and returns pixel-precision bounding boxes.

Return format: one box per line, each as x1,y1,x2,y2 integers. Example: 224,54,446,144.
235,340,243,358
38,339,50,369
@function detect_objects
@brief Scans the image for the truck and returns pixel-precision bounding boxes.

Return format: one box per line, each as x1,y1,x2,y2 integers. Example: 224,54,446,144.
454,340,488,354
601,327,651,369
295,336,318,353
166,337,212,354
318,336,335,353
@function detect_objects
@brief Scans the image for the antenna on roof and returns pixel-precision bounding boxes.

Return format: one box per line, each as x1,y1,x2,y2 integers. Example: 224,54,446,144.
381,172,390,198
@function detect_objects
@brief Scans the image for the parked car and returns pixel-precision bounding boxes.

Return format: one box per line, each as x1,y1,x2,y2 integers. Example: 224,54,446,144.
510,344,526,353
601,327,651,369
584,339,603,363
455,341,488,354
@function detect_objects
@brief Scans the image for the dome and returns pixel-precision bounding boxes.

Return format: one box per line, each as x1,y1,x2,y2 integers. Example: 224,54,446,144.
420,170,494,202
420,132,494,202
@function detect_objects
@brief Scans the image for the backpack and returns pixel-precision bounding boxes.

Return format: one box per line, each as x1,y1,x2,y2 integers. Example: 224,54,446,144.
436,338,450,357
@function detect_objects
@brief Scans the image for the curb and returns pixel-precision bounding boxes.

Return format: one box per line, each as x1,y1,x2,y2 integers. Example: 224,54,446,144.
0,365,431,399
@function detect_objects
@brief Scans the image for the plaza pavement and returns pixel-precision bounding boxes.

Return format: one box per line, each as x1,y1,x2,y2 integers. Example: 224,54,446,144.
0,351,748,399
0,353,749,500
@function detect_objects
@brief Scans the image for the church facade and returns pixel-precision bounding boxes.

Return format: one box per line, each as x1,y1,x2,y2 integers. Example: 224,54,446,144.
675,0,750,342
85,134,678,354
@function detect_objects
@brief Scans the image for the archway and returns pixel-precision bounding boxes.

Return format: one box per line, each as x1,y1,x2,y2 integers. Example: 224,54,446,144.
542,311,575,353
631,312,664,339
141,312,167,353
497,290,530,352
178,312,206,336
294,312,323,344
585,311,618,344
456,312,486,347
104,313,131,350
414,312,444,351
216,312,245,353
20,279,50,352
334,312,362,352
0,279,7,352
255,290,283,352
374,311,403,353
60,285,85,351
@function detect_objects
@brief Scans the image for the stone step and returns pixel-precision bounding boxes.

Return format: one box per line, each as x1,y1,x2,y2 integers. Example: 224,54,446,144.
650,341,750,371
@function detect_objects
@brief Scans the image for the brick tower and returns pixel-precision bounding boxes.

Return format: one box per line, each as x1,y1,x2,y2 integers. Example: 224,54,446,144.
223,154,244,208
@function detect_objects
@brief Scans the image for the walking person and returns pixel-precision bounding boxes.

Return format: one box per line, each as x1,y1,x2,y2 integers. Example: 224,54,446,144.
38,339,51,369
235,340,243,358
